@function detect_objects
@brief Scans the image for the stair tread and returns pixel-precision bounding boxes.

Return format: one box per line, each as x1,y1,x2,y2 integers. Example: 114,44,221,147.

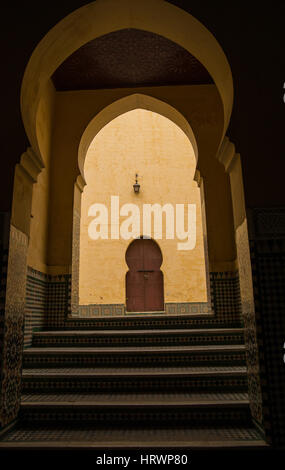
21,391,249,406
22,365,247,377
18,321,251,448
0,425,267,448
24,345,246,353
33,328,244,336
67,312,215,320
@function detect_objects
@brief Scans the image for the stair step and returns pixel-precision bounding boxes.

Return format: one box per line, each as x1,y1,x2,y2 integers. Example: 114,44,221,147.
19,394,251,426
22,365,248,377
34,328,244,336
21,392,249,404
63,314,243,331
22,366,248,393
23,345,246,368
0,425,267,449
23,367,246,379
24,345,246,353
14,320,252,448
32,328,244,347
20,395,250,410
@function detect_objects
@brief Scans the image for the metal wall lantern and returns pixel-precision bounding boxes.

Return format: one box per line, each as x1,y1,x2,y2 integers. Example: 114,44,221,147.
133,173,140,194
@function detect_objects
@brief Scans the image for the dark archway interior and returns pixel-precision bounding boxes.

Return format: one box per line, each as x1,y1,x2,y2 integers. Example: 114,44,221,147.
1,1,285,209
52,29,213,90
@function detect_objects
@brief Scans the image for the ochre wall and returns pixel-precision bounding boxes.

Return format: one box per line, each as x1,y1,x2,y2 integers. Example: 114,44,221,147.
79,109,208,305
47,85,235,274
27,80,55,272
25,84,236,277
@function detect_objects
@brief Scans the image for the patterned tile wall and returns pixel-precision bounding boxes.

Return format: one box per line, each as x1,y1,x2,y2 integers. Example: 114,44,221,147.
209,271,242,325
0,224,28,429
71,208,80,315
0,213,10,394
76,274,241,323
24,269,71,340
46,274,71,328
236,219,263,430
70,271,242,328
24,268,47,348
248,208,285,446
24,268,242,329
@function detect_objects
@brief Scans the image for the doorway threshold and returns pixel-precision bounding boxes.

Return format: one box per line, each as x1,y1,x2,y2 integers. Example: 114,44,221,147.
125,311,166,316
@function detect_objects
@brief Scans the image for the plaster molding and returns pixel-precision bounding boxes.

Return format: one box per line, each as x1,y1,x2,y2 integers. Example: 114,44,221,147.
227,152,240,175
9,224,29,247
216,136,236,173
19,147,44,184
194,169,202,187
75,175,87,193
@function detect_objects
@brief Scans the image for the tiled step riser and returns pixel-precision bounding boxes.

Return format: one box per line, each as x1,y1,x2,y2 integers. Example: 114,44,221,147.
23,352,246,368
64,320,243,331
32,334,244,348
19,407,252,426
22,376,248,394
0,426,266,448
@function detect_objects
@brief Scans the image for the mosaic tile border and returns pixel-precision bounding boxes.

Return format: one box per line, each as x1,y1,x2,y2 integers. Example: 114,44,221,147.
75,272,241,320
78,304,125,317
165,303,211,314
24,268,243,328
77,302,211,317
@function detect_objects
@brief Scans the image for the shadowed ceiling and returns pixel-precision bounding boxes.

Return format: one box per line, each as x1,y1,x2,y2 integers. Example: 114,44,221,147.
52,28,214,91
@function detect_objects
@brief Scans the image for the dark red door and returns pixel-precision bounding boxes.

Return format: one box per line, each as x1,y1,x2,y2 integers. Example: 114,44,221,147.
126,238,164,312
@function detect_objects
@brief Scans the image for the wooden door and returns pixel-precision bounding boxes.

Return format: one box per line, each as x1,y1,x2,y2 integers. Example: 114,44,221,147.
126,238,164,312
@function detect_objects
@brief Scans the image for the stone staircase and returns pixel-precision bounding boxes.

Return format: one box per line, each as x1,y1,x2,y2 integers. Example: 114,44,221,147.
0,315,267,449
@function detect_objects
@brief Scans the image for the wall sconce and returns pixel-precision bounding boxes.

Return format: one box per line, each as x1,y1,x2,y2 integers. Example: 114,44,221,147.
133,173,140,194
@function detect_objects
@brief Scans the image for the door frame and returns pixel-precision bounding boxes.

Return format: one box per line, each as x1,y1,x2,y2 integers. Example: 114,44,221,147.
125,237,165,313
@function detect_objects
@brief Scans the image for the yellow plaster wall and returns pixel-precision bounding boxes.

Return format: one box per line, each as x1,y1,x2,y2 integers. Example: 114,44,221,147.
27,80,56,273
48,84,237,273
25,84,236,276
79,109,208,305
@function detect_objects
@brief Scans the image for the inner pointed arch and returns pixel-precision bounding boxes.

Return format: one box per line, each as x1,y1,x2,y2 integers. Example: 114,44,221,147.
78,93,198,181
